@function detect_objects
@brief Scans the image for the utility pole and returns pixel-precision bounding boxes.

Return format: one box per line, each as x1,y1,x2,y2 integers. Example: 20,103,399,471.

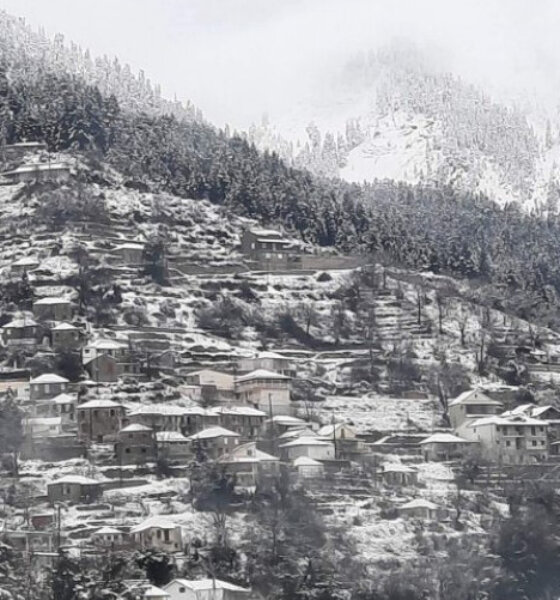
56,503,62,550
268,393,274,455
331,412,337,460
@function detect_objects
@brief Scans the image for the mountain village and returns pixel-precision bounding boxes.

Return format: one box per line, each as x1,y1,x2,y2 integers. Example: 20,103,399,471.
1,140,560,599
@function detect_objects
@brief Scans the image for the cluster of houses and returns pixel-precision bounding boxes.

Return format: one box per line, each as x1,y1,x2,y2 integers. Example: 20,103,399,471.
1,142,72,184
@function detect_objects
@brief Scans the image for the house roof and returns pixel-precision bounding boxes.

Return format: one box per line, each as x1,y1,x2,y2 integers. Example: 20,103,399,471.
419,433,473,445
33,297,71,305
52,393,76,405
3,162,69,175
220,442,278,463
293,456,323,467
129,405,189,417
87,339,128,350
317,423,354,438
235,369,290,382
130,517,178,533
278,428,316,440
449,389,503,407
120,424,153,433
469,415,547,427
143,585,170,598
399,499,438,510
113,242,144,251
188,427,240,440
156,431,188,443
280,436,333,448
532,405,560,418
77,399,123,410
48,475,99,486
30,373,69,384
165,579,249,593
12,256,39,266
94,526,123,535
51,322,79,331
26,417,62,426
257,351,288,360
2,318,38,329
208,405,267,417
266,415,306,426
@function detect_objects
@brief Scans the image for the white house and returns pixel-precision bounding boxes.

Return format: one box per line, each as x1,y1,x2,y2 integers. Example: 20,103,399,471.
130,517,183,552
187,427,240,460
235,369,291,415
156,431,190,459
279,436,335,461
239,351,294,377
397,499,439,520
293,456,325,479
448,389,503,436
419,432,477,461
164,579,251,600
30,373,69,400
219,441,279,488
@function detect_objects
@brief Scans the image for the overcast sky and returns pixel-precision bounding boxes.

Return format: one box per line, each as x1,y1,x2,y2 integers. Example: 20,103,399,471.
1,0,559,128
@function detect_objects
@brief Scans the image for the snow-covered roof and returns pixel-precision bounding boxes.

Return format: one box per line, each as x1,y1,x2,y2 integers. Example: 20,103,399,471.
120,424,153,433
236,369,290,383
419,433,473,445
94,526,123,535
26,417,62,426
278,428,316,440
220,442,278,463
449,389,503,407
188,427,240,440
165,579,249,593
209,406,267,417
30,373,69,384
33,297,71,305
2,319,38,329
532,405,560,418
7,141,45,148
293,456,323,467
266,415,306,426
12,256,39,266
77,399,123,410
143,585,170,599
280,436,333,448
156,431,188,443
48,475,100,486
129,405,189,417
257,351,288,360
248,228,284,237
469,415,547,427
113,242,144,251
317,423,354,437
399,499,438,511
130,517,178,533
51,322,79,331
52,393,76,405
87,339,128,350
3,162,69,175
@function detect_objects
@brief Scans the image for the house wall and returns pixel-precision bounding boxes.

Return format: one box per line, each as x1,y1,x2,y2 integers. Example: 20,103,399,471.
236,381,291,415
133,526,182,552
471,422,548,464
47,482,101,505
52,329,80,349
284,443,334,461
30,381,68,401
78,407,125,442
116,431,156,464
33,302,72,322
422,442,472,461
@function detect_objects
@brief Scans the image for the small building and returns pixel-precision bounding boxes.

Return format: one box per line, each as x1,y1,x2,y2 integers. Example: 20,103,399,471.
219,441,280,488
2,162,71,184
32,297,73,322
130,517,182,552
164,579,251,600
113,242,145,265
187,427,241,460
128,405,190,433
293,456,325,479
4,141,47,160
83,339,129,362
47,475,102,505
466,415,548,464
235,369,291,416
264,415,308,436
279,436,335,461
448,389,503,436
317,422,365,459
397,499,439,520
51,322,81,349
77,399,126,443
209,406,267,439
91,526,129,550
419,432,476,461
185,369,236,405
1,318,39,347
84,353,120,383
10,256,40,275
239,351,294,377
156,431,191,460
24,416,63,439
382,464,418,487
116,424,156,464
30,373,69,401
240,227,301,269
51,393,77,425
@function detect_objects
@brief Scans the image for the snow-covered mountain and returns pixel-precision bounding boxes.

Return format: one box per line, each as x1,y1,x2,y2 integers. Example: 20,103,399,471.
249,42,560,212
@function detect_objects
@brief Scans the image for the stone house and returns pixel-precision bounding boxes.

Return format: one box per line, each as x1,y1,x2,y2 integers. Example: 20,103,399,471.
130,517,182,552
51,322,81,349
156,431,191,460
238,351,294,377
279,436,335,461
317,423,366,459
4,141,47,160
128,405,190,433
30,373,69,400
240,227,301,269
83,339,129,362
209,406,267,439
235,369,292,415
115,424,156,464
218,441,280,488
381,464,418,486
24,416,63,439
419,432,476,461
47,475,102,505
1,318,39,347
187,427,240,460
449,389,503,437
77,399,126,443
84,353,120,383
185,369,236,405
397,499,439,520
293,456,325,479
164,579,251,600
113,242,145,265
32,297,73,322
91,526,129,550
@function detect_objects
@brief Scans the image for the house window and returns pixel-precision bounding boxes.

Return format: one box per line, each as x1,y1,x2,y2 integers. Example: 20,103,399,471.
179,588,186,593
110,410,115,417
278,253,283,259
505,440,510,447
125,448,131,453
532,440,537,447
164,530,170,542
44,384,49,393
531,427,536,436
